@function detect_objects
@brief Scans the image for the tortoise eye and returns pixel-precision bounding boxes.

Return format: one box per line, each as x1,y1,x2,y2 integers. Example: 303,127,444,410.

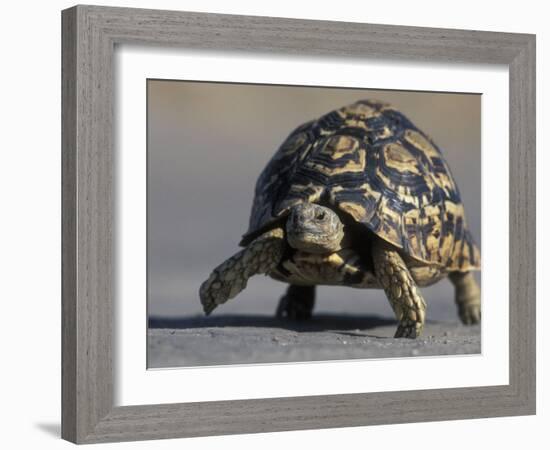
316,211,326,221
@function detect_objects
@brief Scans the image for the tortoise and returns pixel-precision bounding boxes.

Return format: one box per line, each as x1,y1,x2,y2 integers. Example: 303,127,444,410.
199,99,481,338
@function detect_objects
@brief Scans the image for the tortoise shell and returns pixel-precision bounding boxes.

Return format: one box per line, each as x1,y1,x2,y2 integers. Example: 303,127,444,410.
240,99,480,271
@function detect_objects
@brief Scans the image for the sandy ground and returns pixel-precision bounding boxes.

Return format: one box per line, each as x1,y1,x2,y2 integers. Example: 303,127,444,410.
148,314,481,368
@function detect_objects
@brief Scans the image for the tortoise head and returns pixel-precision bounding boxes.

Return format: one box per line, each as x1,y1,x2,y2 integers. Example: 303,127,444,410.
286,203,344,254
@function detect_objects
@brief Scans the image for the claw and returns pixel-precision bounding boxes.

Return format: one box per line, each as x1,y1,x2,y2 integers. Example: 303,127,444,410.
199,278,222,316
202,301,217,316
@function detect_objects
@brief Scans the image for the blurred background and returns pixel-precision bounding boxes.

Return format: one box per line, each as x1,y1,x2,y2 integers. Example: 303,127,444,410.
147,80,480,323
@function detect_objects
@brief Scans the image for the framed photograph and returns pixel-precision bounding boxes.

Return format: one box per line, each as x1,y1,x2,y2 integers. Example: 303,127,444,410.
62,5,535,444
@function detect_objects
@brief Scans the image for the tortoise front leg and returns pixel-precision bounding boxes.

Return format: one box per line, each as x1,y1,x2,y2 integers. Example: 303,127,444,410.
372,240,427,338
449,271,481,325
200,228,285,315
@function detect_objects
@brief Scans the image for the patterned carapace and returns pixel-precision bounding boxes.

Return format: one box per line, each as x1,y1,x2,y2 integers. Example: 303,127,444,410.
241,99,480,271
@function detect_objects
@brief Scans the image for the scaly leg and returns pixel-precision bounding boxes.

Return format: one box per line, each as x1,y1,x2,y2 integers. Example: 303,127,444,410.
372,240,427,338
449,271,481,325
200,228,285,315
276,285,316,320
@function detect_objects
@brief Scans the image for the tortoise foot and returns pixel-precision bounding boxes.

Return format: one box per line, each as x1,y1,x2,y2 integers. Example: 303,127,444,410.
275,285,315,321
199,267,246,316
450,272,481,326
275,295,313,320
394,321,423,339
458,303,481,325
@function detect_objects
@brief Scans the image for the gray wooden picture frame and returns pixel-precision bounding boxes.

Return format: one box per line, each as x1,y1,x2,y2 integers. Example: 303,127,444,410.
61,4,536,444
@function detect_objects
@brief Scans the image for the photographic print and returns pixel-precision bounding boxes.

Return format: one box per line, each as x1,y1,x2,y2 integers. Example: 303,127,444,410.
147,80,481,368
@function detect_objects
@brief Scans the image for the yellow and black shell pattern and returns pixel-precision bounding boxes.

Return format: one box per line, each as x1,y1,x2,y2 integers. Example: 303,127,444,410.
240,100,480,271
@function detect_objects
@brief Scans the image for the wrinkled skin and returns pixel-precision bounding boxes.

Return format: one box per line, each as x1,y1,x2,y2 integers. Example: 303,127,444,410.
286,203,345,254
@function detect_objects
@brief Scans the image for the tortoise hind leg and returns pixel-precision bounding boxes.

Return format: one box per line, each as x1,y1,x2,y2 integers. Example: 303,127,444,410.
449,271,481,325
276,285,316,320
372,239,427,338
